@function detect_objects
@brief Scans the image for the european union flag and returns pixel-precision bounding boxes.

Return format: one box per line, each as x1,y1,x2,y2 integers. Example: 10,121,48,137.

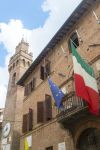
48,78,64,108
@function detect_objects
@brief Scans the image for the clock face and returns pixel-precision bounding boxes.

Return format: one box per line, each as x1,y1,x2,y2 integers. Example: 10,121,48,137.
3,122,11,138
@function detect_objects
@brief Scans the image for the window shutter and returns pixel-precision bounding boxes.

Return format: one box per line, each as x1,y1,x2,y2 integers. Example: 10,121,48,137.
22,114,28,133
24,85,28,96
45,95,52,121
37,102,44,123
24,86,27,96
40,66,45,80
46,62,51,76
29,108,33,131
28,83,31,95
32,78,36,90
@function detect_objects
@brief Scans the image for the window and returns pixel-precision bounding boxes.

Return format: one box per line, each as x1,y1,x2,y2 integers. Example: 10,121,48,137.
24,78,36,96
29,108,33,131
69,32,79,52
22,108,33,133
40,60,51,80
22,59,25,66
29,78,36,93
16,60,19,66
40,66,45,80
22,113,28,133
37,101,44,123
9,66,12,72
45,95,52,121
24,84,28,96
45,61,51,76
12,72,16,86
37,95,52,123
28,61,30,66
13,63,15,68
45,146,53,150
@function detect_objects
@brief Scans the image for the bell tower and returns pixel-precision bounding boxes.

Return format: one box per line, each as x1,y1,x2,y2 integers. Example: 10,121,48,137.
2,39,33,150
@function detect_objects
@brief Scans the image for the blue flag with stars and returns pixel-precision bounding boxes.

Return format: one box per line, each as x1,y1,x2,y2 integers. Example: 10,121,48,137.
48,78,64,108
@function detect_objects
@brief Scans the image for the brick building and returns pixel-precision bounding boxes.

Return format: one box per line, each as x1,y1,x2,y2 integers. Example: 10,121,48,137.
17,0,100,150
3,0,100,150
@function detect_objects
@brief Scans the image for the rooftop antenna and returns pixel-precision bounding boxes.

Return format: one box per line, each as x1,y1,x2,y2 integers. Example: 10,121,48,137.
93,11,100,24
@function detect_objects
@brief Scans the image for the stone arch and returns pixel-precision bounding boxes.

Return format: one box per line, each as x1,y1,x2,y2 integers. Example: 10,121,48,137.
13,63,15,68
16,60,19,66
9,66,12,72
27,61,30,66
22,59,25,66
12,72,16,86
74,120,100,149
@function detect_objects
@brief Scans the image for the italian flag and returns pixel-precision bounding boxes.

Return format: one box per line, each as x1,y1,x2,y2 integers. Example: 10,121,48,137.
71,42,99,115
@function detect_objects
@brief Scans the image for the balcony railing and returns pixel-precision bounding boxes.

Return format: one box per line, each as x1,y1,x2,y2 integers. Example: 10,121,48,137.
56,91,88,124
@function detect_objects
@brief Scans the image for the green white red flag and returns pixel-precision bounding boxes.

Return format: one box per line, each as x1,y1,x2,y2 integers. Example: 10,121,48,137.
71,41,99,115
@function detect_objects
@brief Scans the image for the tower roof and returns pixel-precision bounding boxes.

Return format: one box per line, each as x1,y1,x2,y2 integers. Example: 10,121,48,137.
15,38,29,53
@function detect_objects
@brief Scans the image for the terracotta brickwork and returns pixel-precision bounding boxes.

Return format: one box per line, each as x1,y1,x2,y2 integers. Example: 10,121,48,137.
20,120,74,150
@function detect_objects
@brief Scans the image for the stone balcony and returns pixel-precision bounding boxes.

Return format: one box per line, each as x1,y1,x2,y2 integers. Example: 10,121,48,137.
56,76,100,131
56,91,88,128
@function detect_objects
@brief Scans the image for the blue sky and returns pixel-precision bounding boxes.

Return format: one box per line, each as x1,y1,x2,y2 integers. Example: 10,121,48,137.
0,0,48,29
0,0,48,67
0,0,82,108
0,44,8,67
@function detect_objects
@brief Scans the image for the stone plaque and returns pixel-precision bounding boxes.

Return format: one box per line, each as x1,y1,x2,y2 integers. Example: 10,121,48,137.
58,142,66,150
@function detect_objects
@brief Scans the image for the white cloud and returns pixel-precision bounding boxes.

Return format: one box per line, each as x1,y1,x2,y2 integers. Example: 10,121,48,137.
0,67,8,108
0,85,7,108
0,0,82,108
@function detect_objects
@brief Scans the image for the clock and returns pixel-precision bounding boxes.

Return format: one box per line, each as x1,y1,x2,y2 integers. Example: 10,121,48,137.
2,122,11,138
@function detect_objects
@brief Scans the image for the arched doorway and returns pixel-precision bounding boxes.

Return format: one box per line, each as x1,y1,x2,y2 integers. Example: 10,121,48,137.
76,128,100,150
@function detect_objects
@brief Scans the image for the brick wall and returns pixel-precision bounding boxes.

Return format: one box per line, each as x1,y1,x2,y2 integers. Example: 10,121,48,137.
20,1,100,150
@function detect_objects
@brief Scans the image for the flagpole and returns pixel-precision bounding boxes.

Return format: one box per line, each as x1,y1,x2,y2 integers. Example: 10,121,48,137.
92,11,100,24
70,38,87,61
57,40,73,78
70,39,78,48
93,11,99,20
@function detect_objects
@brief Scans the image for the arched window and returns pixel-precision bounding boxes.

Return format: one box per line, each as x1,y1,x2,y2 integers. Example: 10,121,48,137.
12,72,16,86
68,32,79,52
9,66,12,72
13,63,15,68
16,60,19,66
27,61,30,66
22,59,25,66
